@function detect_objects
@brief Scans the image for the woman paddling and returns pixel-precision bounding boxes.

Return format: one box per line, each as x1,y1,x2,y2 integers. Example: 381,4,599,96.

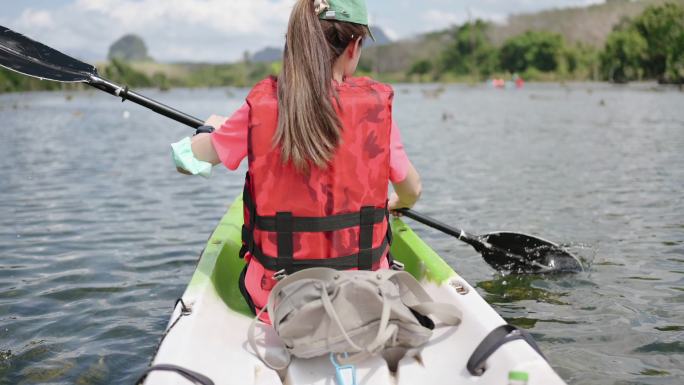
172,0,421,320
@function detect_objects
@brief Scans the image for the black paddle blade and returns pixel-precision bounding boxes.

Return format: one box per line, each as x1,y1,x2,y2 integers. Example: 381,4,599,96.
480,232,583,274
0,25,95,82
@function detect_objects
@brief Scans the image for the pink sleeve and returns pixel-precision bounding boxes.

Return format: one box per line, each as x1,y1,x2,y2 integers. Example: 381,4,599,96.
210,103,250,171
390,120,410,183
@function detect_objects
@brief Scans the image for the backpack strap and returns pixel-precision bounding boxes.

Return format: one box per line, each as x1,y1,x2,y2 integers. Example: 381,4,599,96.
265,267,341,319
247,268,343,371
376,270,462,326
247,305,292,371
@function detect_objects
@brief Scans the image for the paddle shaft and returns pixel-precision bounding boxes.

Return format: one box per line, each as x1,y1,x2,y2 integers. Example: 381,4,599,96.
398,209,562,272
88,75,204,128
397,209,489,251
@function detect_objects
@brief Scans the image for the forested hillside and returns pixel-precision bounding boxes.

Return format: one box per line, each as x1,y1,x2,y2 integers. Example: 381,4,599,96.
362,0,684,75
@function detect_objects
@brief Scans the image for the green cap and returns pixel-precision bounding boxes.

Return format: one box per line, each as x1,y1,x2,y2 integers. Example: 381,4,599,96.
317,0,375,40
508,371,529,382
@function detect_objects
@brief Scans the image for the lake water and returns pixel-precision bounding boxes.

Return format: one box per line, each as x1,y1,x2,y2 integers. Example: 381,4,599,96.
1,83,682,385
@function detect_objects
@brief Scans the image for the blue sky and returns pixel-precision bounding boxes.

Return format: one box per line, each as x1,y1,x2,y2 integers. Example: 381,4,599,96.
1,0,605,62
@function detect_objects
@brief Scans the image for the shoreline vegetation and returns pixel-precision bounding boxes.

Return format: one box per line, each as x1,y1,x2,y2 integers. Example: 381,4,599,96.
1,1,683,94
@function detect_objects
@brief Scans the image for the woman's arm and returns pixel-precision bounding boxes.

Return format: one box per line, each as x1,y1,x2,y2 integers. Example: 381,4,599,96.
389,161,422,211
172,115,227,176
173,104,250,176
188,114,226,166
387,118,421,211
190,133,221,166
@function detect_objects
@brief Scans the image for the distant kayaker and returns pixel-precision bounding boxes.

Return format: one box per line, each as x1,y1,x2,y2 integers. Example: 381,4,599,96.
172,0,421,321
513,73,525,89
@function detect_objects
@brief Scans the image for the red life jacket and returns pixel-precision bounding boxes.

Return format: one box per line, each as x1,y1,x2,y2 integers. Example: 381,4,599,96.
240,76,394,313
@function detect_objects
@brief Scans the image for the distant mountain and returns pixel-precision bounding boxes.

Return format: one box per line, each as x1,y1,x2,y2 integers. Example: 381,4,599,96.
366,26,392,47
108,34,151,61
488,0,684,46
250,47,282,63
247,26,392,63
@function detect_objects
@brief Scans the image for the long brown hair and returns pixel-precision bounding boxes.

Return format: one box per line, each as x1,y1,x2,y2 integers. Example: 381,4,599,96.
276,0,368,171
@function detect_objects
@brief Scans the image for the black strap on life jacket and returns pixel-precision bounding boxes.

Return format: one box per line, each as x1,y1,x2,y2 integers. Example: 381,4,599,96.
240,174,392,274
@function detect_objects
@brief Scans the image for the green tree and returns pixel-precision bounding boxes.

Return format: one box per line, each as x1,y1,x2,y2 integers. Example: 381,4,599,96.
632,2,684,82
599,2,684,83
440,20,498,78
356,57,374,73
151,72,171,91
408,59,433,76
101,59,153,87
0,69,20,93
562,44,599,78
600,28,647,82
500,31,565,74
0,67,63,93
671,25,684,82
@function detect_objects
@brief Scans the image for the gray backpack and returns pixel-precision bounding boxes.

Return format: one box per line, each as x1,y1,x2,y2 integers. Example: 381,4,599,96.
248,268,462,369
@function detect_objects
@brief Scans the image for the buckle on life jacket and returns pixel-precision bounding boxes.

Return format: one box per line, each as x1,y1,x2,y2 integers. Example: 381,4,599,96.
390,260,405,271
272,269,288,281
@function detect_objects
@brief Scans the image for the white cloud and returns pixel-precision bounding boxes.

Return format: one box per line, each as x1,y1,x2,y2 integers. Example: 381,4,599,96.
422,10,465,28
73,0,292,35
421,8,506,31
5,0,295,62
17,9,55,28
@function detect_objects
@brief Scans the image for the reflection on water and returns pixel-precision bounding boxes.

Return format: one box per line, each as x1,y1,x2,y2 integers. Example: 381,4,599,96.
654,326,684,332
477,275,570,306
633,341,684,354
1,83,684,384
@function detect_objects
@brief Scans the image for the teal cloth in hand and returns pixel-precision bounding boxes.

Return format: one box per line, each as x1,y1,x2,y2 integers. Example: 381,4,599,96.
171,137,212,178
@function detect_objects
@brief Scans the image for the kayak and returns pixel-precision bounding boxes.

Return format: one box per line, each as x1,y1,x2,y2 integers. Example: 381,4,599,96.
142,196,567,385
